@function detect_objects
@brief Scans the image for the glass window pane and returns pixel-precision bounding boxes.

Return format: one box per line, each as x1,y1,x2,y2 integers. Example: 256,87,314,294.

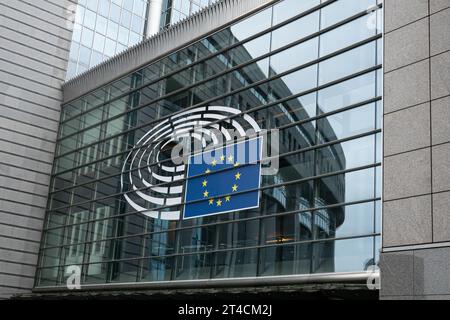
123,0,133,11
110,3,121,23
86,0,98,11
128,31,141,45
259,245,297,276
91,50,104,66
72,23,82,43
230,33,271,64
104,38,117,56
121,8,132,28
134,0,145,16
118,25,130,44
175,253,212,280
314,202,375,240
316,135,376,174
69,42,80,63
38,0,382,288
131,14,143,34
93,33,105,52
213,249,258,278
96,15,108,35
313,237,374,273
107,21,119,39
78,45,91,66
316,168,375,206
75,6,85,24
37,267,60,287
140,257,174,282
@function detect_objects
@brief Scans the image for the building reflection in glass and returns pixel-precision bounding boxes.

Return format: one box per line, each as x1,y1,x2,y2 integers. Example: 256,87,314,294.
36,0,382,287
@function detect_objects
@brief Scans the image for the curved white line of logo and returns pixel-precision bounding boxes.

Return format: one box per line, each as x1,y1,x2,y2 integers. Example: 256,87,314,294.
121,106,261,221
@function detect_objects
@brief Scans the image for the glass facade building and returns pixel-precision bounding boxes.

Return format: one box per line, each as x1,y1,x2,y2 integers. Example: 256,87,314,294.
36,0,383,288
160,0,219,27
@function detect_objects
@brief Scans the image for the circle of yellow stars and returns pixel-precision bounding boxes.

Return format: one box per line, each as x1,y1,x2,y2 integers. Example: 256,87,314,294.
201,155,241,207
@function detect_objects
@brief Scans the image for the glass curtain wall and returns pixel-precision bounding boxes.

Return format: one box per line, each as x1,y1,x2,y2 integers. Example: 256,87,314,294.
37,0,383,287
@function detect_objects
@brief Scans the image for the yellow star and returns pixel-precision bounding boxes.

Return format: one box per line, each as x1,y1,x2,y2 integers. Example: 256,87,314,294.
235,172,241,180
209,198,214,205
228,155,234,162
220,155,225,161
203,190,209,198
211,159,217,166
205,169,211,174
234,162,240,167
216,199,222,207
232,184,238,192
225,196,231,202
202,180,208,187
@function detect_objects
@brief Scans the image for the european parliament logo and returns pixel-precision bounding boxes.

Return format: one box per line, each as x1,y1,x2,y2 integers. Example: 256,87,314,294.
184,138,262,219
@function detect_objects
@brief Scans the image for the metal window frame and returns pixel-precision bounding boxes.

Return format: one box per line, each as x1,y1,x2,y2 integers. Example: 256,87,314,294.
62,0,340,105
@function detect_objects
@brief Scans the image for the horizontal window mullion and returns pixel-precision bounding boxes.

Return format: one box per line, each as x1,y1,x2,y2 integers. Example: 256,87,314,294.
57,155,380,214
39,233,380,270
53,127,382,204
54,53,382,176
49,151,381,214
43,197,381,245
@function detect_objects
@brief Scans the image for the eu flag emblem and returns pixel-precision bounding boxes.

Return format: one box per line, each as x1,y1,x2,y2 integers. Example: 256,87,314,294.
183,138,262,219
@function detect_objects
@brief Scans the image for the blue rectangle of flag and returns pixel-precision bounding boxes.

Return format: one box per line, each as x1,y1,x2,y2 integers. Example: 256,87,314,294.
183,138,262,219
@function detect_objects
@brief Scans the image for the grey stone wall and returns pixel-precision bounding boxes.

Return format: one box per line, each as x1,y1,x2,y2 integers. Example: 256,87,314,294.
0,0,75,299
381,0,450,300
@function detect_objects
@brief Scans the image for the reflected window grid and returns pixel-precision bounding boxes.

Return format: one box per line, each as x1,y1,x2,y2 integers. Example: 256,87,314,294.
37,0,383,287
161,0,219,27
